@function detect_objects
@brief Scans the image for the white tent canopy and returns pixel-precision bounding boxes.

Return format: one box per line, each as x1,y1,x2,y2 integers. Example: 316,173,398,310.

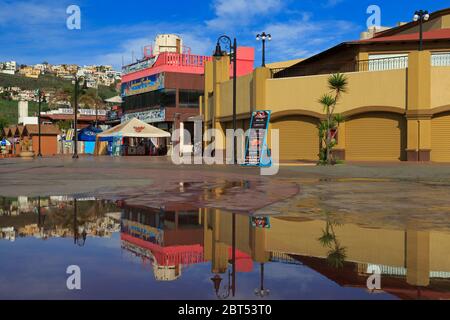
104,96,123,104
97,118,171,138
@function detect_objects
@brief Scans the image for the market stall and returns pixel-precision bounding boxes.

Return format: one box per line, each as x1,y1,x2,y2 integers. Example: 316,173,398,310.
95,118,171,156
78,125,103,154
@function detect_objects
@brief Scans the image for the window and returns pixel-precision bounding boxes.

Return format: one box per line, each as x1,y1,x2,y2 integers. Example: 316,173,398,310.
160,89,176,107
179,90,202,108
123,89,176,112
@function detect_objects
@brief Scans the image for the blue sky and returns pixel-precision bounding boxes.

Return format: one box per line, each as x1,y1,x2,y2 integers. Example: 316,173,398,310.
0,0,446,70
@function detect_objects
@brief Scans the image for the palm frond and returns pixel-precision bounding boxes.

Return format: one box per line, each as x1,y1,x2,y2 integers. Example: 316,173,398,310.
328,73,348,94
318,231,335,247
333,113,345,125
326,246,347,269
318,94,335,112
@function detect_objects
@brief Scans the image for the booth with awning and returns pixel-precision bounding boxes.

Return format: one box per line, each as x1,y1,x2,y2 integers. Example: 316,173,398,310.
78,125,103,154
95,118,171,156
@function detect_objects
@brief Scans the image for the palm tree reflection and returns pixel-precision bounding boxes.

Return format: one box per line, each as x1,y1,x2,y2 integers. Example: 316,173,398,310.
318,212,347,269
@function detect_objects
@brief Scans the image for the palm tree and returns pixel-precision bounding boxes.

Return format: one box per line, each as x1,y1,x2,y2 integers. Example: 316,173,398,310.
318,73,348,165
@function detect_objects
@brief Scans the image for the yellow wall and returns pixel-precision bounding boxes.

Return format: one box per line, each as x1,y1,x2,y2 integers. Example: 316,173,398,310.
204,212,450,274
202,48,450,162
219,72,253,117
431,67,450,108
408,51,431,111
266,219,406,267
266,69,408,115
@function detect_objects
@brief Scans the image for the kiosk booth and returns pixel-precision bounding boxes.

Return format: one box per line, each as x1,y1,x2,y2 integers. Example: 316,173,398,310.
78,125,103,154
95,118,171,156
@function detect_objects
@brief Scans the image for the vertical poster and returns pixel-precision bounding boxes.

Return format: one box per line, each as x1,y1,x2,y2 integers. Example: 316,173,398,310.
243,110,272,167
112,135,123,157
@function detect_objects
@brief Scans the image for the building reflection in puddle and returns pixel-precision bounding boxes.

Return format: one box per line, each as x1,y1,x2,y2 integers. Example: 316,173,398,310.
0,196,121,242
1,196,450,300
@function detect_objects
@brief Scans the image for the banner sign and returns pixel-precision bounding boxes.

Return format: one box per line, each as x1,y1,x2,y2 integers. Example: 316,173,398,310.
122,56,157,74
121,108,166,124
121,73,165,97
243,110,272,167
121,219,164,246
250,216,271,229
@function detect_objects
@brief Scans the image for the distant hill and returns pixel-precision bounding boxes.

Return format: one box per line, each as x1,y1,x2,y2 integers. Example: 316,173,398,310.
0,73,119,127
0,73,71,91
0,73,118,100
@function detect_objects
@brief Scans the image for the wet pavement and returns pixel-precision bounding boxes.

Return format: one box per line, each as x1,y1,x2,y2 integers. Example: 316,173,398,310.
1,157,450,300
1,194,450,300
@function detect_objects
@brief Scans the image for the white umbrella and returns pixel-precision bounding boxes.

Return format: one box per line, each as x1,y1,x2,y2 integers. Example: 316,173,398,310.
104,96,123,104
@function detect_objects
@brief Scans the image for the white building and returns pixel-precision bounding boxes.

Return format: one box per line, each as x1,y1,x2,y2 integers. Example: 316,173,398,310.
0,61,17,75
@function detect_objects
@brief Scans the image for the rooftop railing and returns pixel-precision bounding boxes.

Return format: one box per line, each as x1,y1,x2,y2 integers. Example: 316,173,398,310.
122,52,212,75
272,56,409,78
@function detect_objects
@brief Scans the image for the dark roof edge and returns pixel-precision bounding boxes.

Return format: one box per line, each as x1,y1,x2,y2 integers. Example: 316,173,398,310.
372,7,450,38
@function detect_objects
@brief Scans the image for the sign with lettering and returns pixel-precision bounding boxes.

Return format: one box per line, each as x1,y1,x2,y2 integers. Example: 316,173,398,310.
122,57,157,74
121,73,164,97
250,216,271,229
121,108,165,124
121,220,164,246
243,110,272,167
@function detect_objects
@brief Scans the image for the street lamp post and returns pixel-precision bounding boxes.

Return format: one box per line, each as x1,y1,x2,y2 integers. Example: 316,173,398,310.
254,263,270,298
256,32,271,67
213,36,238,164
210,212,237,299
413,10,430,51
35,89,45,157
73,75,87,159
73,197,87,247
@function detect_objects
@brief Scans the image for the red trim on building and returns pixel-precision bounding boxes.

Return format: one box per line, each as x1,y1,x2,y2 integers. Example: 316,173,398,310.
355,28,450,44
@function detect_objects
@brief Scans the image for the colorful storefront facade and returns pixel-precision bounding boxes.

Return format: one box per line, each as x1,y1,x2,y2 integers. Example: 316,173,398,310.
121,35,255,153
202,8,450,162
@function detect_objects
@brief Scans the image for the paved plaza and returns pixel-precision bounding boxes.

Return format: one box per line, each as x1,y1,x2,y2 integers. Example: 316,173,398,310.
2,156,450,231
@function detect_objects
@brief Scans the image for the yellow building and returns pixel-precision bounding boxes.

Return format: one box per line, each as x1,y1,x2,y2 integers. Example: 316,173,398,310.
203,209,450,298
202,8,450,162
18,66,40,79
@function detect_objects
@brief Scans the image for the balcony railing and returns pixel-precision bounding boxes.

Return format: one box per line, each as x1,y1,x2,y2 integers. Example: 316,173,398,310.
122,52,212,75
272,56,409,78
432,53,450,66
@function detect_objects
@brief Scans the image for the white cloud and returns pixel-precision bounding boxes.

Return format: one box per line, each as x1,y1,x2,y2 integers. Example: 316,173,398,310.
259,16,356,61
0,0,66,26
0,0,357,71
322,0,345,8
206,0,284,30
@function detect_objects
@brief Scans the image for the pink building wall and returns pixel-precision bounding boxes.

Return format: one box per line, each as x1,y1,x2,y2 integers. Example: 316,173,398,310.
122,47,255,84
233,47,255,78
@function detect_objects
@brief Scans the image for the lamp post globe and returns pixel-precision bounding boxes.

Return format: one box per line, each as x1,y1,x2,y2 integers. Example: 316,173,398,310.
256,32,271,67
413,10,430,51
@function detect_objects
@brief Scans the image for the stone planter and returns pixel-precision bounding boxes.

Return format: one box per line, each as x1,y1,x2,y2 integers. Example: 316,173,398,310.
19,151,35,159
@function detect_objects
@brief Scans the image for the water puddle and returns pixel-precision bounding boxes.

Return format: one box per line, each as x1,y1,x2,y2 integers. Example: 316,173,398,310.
1,196,450,300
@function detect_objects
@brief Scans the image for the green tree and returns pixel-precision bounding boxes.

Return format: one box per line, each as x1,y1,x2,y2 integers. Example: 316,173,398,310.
318,73,348,165
56,120,72,131
0,116,9,132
